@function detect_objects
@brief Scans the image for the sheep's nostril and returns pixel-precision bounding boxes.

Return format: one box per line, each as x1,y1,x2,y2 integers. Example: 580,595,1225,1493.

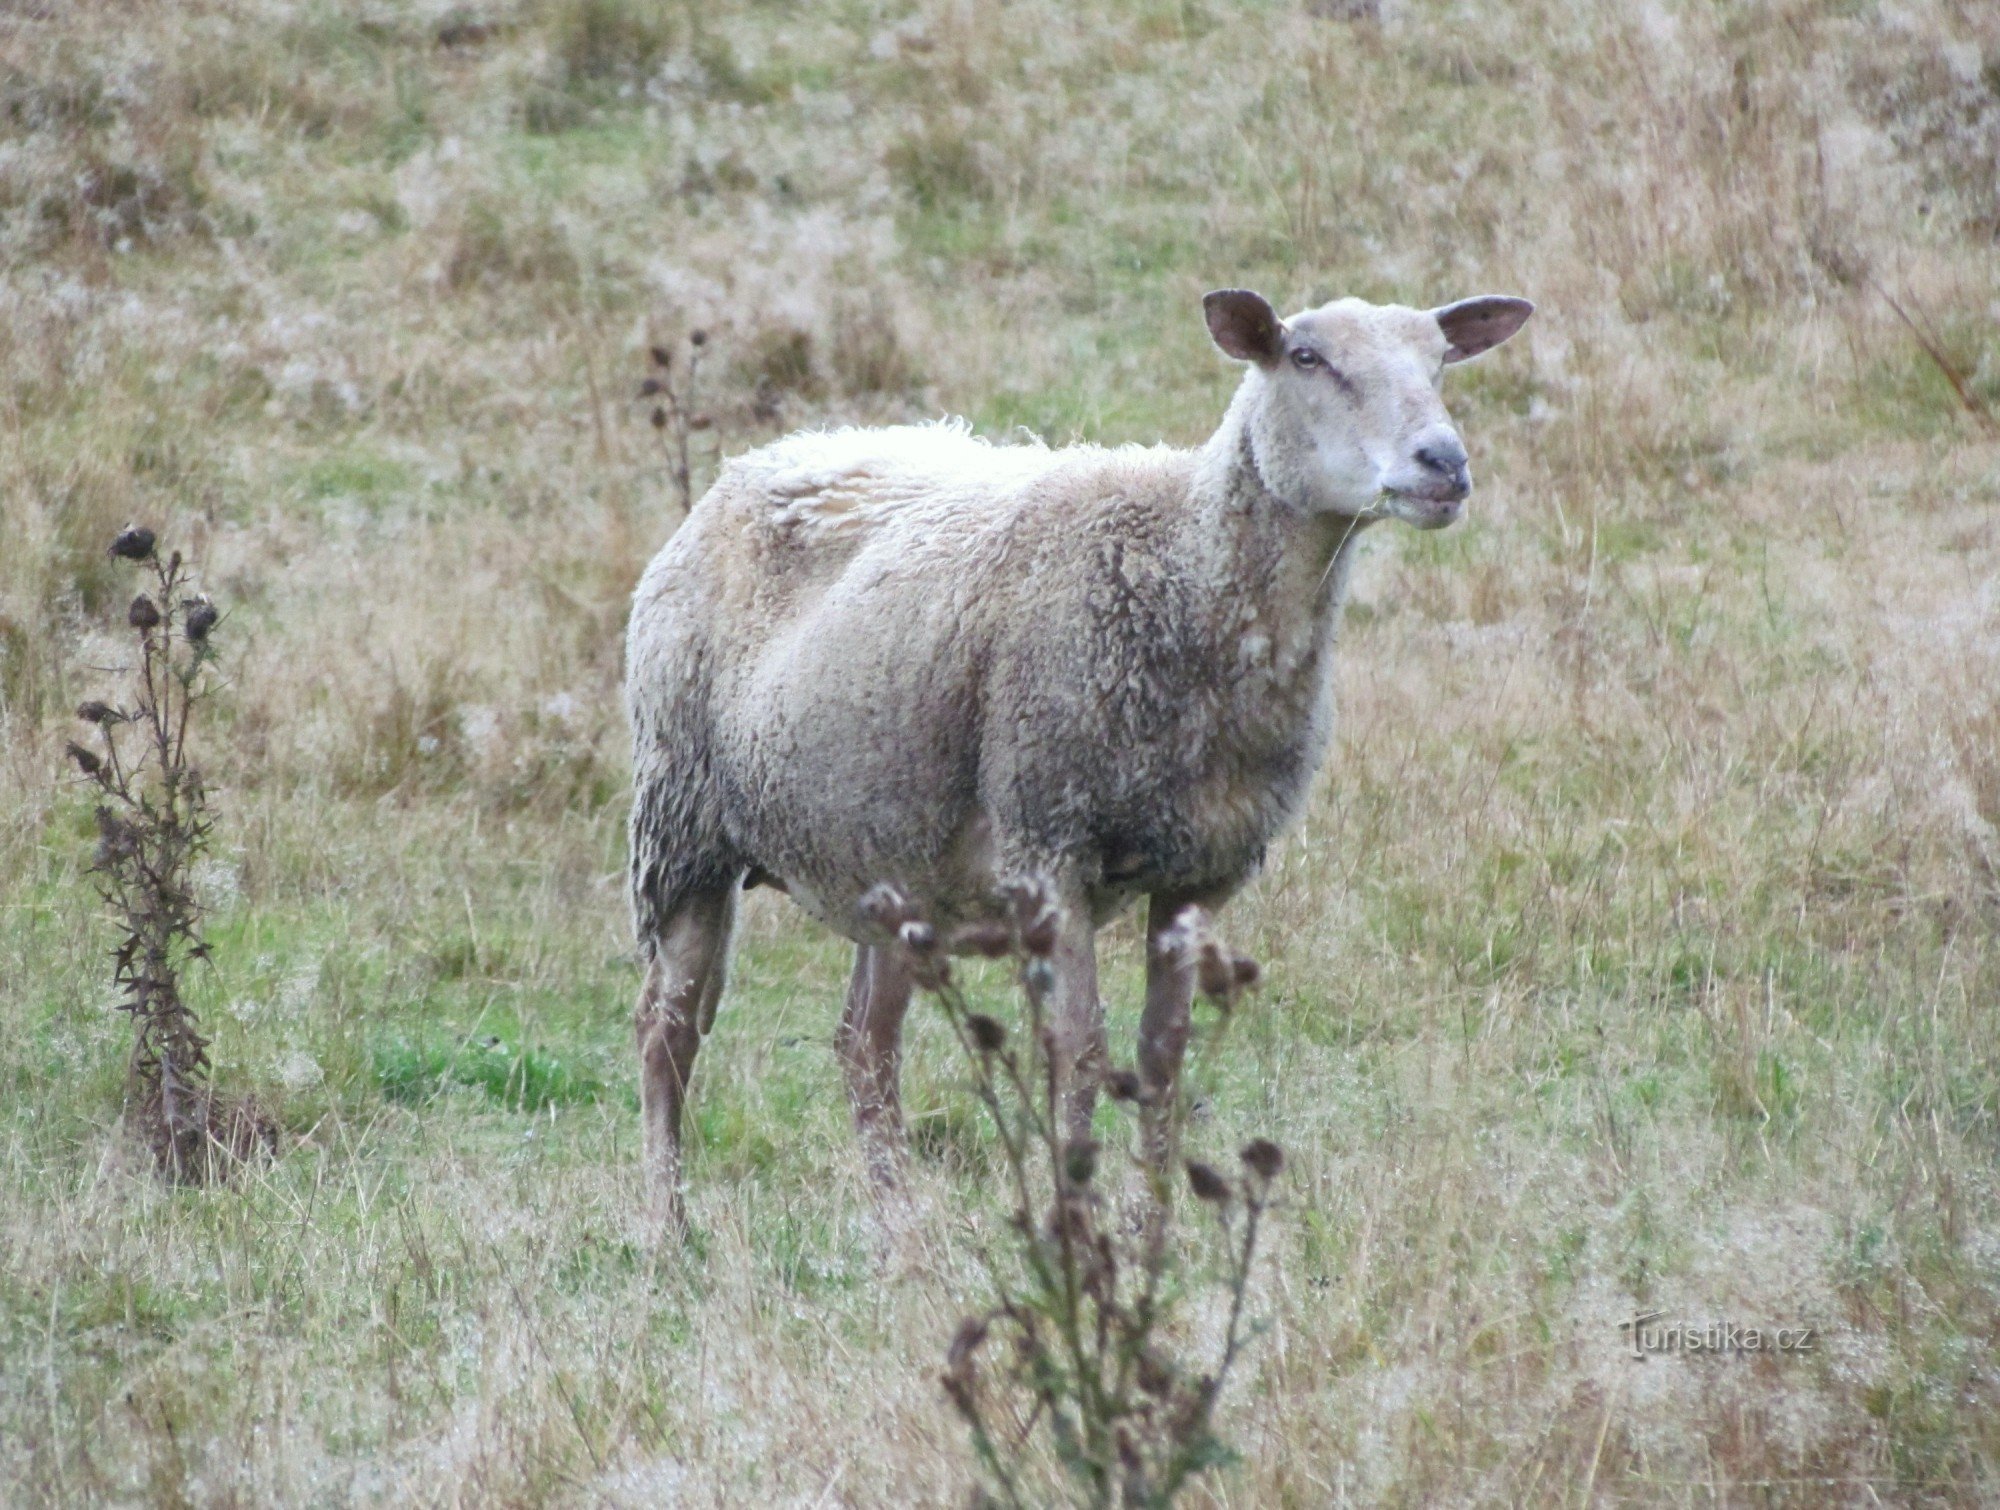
1415,442,1468,477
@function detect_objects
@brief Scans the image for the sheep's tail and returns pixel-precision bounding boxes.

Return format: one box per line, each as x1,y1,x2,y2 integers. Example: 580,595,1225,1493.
627,778,677,958
626,546,743,956
627,739,740,959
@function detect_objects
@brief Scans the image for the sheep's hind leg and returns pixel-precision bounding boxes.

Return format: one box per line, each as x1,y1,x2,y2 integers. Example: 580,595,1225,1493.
836,943,915,1193
635,883,737,1235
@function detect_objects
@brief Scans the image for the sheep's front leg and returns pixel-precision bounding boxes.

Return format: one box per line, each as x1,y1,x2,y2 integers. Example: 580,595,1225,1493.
1048,905,1107,1145
1137,893,1202,1167
634,884,736,1235
836,943,914,1191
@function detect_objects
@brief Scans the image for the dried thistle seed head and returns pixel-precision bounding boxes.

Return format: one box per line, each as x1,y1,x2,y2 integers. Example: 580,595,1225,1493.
689,328,709,347
1063,1138,1099,1184
1000,875,1054,919
128,594,162,631
93,806,134,862
639,377,664,397
1106,1069,1143,1102
1195,943,1234,999
1185,1159,1232,1205
65,741,103,776
965,1014,1007,1053
1238,1138,1284,1182
650,406,668,430
109,525,155,561
938,1367,974,1417
1019,908,1059,957
182,599,218,642
650,344,673,369
857,885,899,921
947,920,1013,958
856,882,913,932
899,919,950,988
946,1314,989,1369
76,700,118,724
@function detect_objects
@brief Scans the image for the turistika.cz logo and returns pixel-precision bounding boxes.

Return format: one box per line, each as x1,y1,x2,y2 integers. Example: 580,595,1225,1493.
1619,1313,1818,1360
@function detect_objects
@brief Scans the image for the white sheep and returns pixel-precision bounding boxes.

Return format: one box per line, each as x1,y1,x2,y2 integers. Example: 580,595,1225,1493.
625,288,1532,1223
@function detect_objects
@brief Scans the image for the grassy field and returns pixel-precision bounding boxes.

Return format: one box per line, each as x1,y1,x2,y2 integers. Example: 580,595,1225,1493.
3,0,1999,1503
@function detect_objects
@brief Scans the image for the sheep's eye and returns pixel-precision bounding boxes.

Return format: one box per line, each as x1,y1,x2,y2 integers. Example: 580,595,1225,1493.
1289,347,1322,371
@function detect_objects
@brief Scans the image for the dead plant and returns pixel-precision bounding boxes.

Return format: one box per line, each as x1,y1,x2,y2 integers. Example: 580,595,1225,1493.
66,526,268,1180
872,882,1281,1509
640,326,718,516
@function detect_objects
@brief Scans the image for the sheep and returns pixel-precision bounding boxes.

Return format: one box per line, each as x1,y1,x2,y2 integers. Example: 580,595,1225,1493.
625,287,1533,1224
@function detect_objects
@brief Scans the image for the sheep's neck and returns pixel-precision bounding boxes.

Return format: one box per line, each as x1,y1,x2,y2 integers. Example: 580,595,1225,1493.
1200,417,1374,631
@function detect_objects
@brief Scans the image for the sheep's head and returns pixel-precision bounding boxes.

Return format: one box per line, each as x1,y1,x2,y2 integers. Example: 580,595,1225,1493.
1205,288,1532,529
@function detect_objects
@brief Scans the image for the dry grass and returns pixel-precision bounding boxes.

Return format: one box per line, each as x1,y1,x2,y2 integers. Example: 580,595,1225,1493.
2,0,1998,1504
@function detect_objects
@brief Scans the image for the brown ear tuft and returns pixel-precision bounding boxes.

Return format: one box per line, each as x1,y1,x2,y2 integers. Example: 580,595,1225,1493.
1433,296,1534,363
1203,289,1283,365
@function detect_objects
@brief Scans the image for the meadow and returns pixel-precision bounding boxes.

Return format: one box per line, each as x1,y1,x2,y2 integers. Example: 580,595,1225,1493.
2,0,1998,1502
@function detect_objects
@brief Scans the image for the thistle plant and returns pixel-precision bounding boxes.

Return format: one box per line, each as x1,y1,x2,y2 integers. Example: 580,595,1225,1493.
67,527,260,1180
640,326,717,516
866,882,1282,1509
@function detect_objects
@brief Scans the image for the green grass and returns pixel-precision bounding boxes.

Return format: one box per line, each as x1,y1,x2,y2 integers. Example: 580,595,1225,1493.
374,1037,607,1113
4,0,2000,1501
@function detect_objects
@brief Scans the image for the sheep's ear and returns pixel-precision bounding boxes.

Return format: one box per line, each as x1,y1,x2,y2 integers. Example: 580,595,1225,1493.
1204,289,1283,365
1433,296,1534,363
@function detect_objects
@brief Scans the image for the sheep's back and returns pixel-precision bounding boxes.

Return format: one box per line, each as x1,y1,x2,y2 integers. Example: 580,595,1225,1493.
628,423,1254,925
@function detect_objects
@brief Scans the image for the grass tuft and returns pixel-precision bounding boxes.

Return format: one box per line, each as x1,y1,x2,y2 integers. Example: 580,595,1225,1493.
2,0,1999,1500
374,1037,605,1112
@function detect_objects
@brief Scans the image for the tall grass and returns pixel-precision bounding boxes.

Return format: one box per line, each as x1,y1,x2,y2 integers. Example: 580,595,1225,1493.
1,0,1997,1502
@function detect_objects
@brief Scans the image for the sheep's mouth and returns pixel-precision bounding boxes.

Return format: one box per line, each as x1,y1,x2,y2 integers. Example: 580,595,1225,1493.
1382,487,1467,528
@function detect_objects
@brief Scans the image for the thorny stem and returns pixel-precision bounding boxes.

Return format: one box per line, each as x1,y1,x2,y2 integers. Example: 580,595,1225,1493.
939,969,1112,1500
678,343,701,509
935,982,1037,1226
1159,1183,1269,1498
909,909,1278,1508
1018,963,1113,1486
1871,277,1998,435
1114,1001,1241,1417
647,332,710,516
74,540,226,1180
